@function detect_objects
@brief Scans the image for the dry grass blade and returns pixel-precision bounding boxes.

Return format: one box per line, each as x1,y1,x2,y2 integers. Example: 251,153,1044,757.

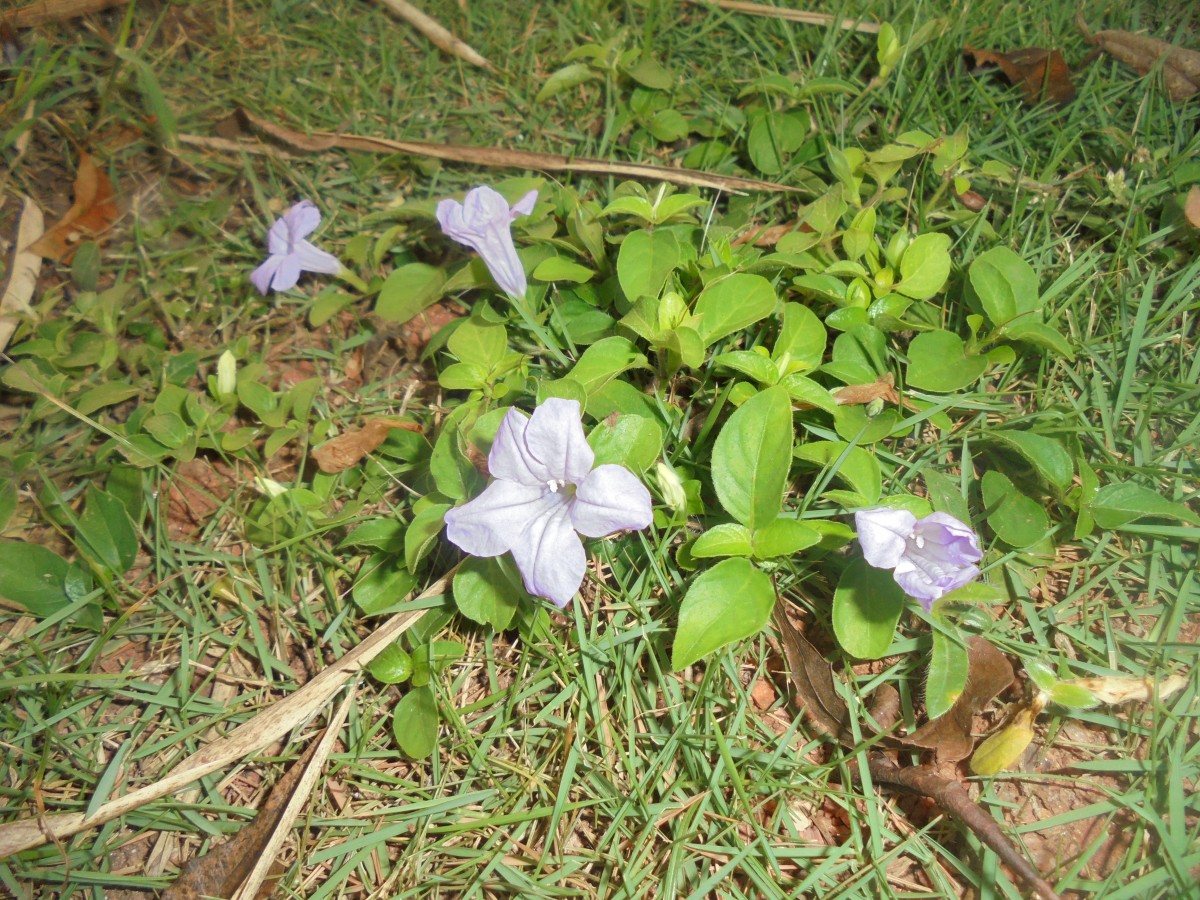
1,196,43,353
0,577,448,859
232,109,802,195
375,0,493,71
2,0,129,27
681,0,881,34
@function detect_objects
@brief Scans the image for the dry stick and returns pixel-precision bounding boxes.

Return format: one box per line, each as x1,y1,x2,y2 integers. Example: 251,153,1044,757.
375,0,493,71
680,0,881,35
2,0,129,27
235,109,802,195
0,197,43,354
0,579,447,860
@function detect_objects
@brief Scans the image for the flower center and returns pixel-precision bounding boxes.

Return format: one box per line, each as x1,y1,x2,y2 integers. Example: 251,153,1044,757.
545,479,576,499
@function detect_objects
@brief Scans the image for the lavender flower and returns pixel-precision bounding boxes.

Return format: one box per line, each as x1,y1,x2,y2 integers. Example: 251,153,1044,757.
250,200,341,295
854,507,982,609
437,185,538,300
444,398,652,607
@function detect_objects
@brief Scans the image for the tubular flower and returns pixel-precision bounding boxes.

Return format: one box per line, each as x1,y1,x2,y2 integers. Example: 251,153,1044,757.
250,200,341,294
854,507,982,609
436,185,538,300
444,398,652,607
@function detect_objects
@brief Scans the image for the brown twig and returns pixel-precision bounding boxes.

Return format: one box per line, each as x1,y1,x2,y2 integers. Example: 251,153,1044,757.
681,0,881,34
374,0,493,71
2,0,130,28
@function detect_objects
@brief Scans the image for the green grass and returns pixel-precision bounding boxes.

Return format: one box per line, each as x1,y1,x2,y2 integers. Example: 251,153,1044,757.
1,0,1198,897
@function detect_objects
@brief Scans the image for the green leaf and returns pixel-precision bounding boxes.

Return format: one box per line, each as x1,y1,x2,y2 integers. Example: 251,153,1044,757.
984,430,1074,492
906,330,988,392
453,556,524,630
340,519,406,554
832,558,906,660
532,256,595,284
566,336,646,394
142,412,189,449
367,642,414,684
1024,659,1058,693
405,504,452,572
535,63,599,103
623,56,674,89
923,469,971,525
75,382,140,415
1073,457,1099,539
969,246,1039,326
1002,319,1074,360
392,686,438,759
751,518,821,559
711,385,793,530
645,109,689,143
969,708,1036,776
981,470,1049,548
896,233,951,300
1048,682,1100,709
0,541,75,616
793,441,882,505
77,488,138,575
375,263,446,323
747,111,809,175
773,303,827,372
536,376,589,408
438,362,489,391
672,558,776,669
691,523,753,558
780,373,839,413
693,273,777,346
714,350,778,385
352,554,417,615
1089,483,1200,529
926,628,970,720
617,229,681,301
448,319,508,370
587,414,663,474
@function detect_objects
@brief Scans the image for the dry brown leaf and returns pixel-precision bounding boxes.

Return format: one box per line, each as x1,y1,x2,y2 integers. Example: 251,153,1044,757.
963,45,1076,106
1184,185,1200,229
1079,14,1200,102
27,152,119,262
228,109,802,196
1,0,129,27
731,221,814,247
375,0,492,70
163,741,319,900
772,605,853,742
0,196,43,353
313,417,423,474
1068,672,1188,706
902,636,1014,762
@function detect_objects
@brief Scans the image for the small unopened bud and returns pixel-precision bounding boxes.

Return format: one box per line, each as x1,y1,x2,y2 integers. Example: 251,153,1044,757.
216,350,237,400
655,462,687,513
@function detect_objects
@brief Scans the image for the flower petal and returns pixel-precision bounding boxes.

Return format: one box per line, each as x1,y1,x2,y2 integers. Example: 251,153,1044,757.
265,217,291,256
250,255,282,295
436,187,528,298
509,189,538,218
282,200,322,241
461,185,511,229
893,558,980,610
855,507,915,569
523,398,594,485
444,480,555,557
914,512,983,564
435,198,467,239
507,501,587,607
487,406,542,486
293,239,342,275
571,465,653,537
271,254,302,292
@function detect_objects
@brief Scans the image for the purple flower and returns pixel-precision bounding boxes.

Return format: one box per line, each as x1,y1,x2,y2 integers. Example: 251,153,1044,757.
250,200,341,295
854,508,982,610
437,185,538,300
444,398,652,607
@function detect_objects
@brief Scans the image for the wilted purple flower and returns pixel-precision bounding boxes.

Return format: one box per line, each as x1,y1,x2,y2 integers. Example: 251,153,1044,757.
854,508,982,610
250,200,341,295
444,398,652,607
437,185,538,300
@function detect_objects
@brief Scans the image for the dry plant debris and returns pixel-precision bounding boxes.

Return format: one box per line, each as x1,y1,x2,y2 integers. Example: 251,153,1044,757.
27,152,119,262
962,45,1076,106
312,417,423,473
1078,13,1200,101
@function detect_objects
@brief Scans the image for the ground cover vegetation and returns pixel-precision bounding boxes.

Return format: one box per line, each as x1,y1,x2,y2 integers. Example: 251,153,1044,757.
0,0,1198,896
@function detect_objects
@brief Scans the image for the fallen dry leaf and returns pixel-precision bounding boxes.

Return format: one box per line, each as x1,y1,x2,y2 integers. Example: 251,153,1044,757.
2,0,130,28
902,636,1014,762
312,417,423,473
28,152,119,262
1184,185,1200,229
1068,672,1188,706
162,741,318,900
963,45,1076,106
1079,13,1200,102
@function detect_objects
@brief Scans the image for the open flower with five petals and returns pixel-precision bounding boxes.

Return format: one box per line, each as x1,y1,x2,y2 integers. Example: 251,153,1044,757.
250,200,341,294
437,185,538,300
854,508,982,610
444,398,652,607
